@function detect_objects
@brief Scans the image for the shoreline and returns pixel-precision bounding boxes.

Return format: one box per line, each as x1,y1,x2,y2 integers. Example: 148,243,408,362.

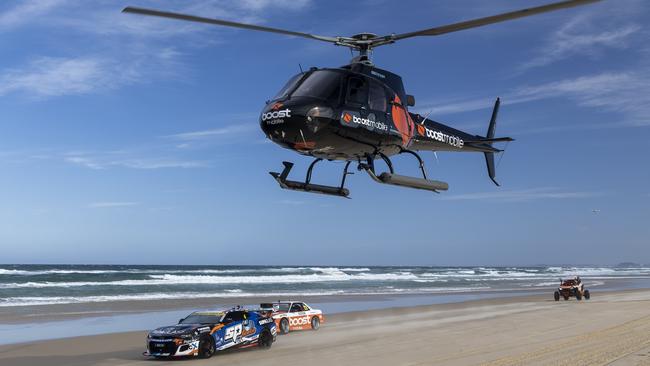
0,287,545,324
1,287,648,346
2,288,650,365
3,276,649,325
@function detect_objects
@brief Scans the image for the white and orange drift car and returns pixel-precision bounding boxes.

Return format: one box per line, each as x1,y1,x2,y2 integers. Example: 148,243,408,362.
260,301,324,334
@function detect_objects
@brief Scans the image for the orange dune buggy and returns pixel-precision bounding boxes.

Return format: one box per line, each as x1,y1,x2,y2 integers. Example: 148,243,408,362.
554,277,590,301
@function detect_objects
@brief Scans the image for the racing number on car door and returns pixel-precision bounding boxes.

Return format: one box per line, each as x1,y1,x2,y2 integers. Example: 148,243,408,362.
225,324,243,343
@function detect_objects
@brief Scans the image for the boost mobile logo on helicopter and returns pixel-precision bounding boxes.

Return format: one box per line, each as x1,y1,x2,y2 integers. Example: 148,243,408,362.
417,124,464,148
341,111,388,132
262,103,292,125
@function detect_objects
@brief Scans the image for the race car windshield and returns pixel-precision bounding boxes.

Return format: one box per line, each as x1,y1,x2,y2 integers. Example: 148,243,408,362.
179,313,223,324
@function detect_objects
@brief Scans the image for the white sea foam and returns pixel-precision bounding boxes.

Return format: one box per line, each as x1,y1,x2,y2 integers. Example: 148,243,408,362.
0,271,420,289
0,269,121,275
0,286,496,307
0,267,374,277
2,266,649,289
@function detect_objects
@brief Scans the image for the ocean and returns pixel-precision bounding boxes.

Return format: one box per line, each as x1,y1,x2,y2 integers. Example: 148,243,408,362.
2,264,650,307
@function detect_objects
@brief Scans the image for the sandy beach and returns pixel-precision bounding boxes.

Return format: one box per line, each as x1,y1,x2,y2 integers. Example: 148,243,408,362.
2,289,650,366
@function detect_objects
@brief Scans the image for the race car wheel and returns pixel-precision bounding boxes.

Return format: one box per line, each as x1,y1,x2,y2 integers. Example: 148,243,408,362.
198,336,215,359
554,291,560,301
575,291,582,301
258,330,273,349
584,290,590,300
563,295,569,301
311,316,320,330
280,318,290,334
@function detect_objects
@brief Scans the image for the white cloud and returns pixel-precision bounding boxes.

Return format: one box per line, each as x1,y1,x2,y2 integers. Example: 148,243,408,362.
167,125,253,141
416,2,650,128
64,153,207,170
441,188,600,202
64,156,105,170
89,202,139,208
0,57,113,97
419,70,650,127
0,45,186,97
520,20,640,71
0,0,313,98
0,0,67,30
116,159,207,169
237,0,311,11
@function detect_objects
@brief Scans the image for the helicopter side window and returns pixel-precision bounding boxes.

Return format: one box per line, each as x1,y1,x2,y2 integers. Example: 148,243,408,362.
291,70,342,102
368,80,387,112
346,77,369,107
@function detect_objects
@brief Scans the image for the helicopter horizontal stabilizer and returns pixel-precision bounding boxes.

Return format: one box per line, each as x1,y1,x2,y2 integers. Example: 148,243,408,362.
464,136,514,144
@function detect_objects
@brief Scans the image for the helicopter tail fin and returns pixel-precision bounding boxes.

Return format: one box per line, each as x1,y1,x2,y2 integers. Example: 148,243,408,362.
486,97,500,140
483,98,511,186
485,151,499,186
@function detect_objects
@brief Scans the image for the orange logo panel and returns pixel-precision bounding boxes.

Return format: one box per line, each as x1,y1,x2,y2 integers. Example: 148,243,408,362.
391,95,414,147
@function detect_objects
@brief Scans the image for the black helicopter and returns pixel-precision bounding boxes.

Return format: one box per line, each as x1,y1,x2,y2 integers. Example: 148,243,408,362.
123,0,599,198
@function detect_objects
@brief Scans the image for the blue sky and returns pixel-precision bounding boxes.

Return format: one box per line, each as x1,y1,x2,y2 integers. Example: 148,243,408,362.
0,0,648,266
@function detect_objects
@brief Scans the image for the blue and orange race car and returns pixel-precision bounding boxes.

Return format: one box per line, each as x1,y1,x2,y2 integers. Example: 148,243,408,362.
145,308,276,358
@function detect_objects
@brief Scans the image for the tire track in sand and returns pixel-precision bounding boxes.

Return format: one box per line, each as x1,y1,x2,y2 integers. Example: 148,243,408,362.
481,315,650,366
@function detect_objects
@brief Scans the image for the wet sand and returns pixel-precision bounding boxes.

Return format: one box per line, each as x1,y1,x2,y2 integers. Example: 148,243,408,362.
1,289,650,365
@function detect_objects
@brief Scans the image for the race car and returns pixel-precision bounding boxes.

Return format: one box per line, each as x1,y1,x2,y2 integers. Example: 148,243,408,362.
144,308,276,358
260,301,324,334
554,276,591,301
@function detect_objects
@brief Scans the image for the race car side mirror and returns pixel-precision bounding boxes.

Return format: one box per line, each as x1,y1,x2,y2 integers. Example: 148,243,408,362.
178,318,184,324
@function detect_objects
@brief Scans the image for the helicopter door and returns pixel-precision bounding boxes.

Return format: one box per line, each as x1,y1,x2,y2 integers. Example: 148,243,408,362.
344,76,389,140
367,79,389,141
346,76,369,111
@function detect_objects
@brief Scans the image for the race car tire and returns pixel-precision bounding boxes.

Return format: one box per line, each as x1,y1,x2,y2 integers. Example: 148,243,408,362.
198,336,215,359
311,316,320,330
258,329,273,349
554,291,560,301
280,318,290,334
584,290,590,300
563,295,569,301
576,290,582,301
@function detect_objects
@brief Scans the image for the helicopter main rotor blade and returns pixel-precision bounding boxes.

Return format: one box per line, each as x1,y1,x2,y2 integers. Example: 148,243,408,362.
122,7,340,44
392,0,601,41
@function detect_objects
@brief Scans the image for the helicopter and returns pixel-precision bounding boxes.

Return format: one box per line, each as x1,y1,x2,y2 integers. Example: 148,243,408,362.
123,0,600,198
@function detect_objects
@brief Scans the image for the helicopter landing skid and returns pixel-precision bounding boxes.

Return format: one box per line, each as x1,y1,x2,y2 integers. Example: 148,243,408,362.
359,151,449,193
270,160,352,198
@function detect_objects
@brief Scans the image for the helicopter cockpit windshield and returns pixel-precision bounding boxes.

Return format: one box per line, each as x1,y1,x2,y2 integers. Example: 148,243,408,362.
290,70,342,103
273,73,303,100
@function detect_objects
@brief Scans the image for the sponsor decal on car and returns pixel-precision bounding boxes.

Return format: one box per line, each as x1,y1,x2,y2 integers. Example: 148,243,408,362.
289,316,311,326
